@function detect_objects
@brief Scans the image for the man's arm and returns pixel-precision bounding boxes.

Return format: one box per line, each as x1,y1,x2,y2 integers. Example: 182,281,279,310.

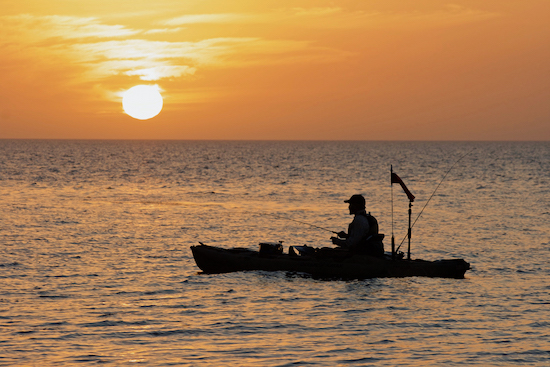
333,216,370,249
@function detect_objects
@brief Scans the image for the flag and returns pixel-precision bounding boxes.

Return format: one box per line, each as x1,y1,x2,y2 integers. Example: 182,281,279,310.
391,172,415,202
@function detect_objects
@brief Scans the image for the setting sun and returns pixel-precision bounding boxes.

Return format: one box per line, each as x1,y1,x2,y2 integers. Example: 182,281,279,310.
122,85,163,120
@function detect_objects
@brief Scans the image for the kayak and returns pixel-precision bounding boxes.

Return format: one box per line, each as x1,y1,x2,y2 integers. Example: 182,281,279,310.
190,243,471,279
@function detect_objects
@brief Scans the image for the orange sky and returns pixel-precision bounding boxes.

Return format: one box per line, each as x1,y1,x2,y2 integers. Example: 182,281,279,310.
1,0,549,140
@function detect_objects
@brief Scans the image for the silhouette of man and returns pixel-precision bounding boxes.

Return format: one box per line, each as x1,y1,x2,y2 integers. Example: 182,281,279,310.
331,194,384,256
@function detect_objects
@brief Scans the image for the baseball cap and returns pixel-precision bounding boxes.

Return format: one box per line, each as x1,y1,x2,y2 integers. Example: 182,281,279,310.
344,194,365,206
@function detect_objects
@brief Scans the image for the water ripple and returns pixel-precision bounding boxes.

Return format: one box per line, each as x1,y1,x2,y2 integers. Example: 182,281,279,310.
1,140,549,366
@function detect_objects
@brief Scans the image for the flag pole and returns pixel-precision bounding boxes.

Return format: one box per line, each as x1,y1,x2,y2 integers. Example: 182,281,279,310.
407,200,412,260
391,169,415,260
390,165,395,260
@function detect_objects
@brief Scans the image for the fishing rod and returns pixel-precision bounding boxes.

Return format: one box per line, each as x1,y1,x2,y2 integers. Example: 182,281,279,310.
261,212,339,235
396,147,475,252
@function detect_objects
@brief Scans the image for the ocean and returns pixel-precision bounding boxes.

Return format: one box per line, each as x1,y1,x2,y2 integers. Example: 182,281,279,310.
1,140,549,366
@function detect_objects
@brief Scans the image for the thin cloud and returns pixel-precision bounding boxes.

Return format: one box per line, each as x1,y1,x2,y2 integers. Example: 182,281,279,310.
159,13,253,26
157,6,500,33
70,37,340,80
144,27,184,35
0,14,140,43
125,65,196,81
284,6,500,29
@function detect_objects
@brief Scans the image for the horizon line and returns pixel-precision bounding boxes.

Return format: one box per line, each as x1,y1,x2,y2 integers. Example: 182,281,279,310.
1,138,549,143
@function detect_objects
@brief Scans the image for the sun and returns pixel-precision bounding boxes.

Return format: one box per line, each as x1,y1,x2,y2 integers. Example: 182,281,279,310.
122,85,163,120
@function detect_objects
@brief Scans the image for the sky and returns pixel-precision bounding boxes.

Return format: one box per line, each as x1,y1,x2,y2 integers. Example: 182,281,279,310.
1,0,549,140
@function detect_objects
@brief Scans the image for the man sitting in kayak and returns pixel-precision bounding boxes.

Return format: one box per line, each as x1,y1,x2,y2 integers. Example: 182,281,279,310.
330,194,384,256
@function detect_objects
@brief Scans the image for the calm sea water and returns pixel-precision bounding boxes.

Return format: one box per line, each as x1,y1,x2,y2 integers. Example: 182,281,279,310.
1,140,549,366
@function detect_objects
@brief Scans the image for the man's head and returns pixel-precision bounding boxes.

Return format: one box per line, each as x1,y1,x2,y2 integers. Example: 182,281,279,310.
344,194,366,214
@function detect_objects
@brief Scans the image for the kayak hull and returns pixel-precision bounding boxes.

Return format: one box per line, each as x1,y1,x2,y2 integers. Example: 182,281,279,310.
190,244,470,279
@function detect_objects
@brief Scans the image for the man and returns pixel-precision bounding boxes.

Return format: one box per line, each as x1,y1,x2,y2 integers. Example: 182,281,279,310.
331,194,384,256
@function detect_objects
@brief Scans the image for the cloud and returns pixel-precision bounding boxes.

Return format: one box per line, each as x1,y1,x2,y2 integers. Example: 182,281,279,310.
1,13,346,88
125,65,196,81
282,6,500,29
69,37,341,81
144,27,184,35
159,13,253,26
157,6,499,31
0,6,499,104
0,14,140,44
